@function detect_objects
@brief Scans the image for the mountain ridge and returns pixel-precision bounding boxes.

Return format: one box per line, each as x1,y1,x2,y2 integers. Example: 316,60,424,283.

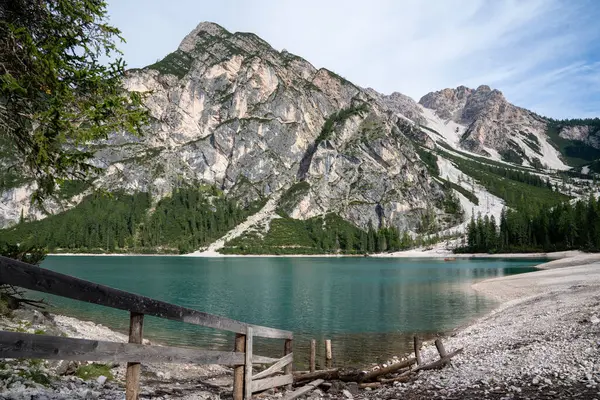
2,21,452,234
0,21,598,254
418,84,600,170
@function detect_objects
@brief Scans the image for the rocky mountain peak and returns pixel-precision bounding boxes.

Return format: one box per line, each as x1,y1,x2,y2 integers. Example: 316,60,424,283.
419,86,471,121
418,85,567,169
419,85,507,124
178,21,231,52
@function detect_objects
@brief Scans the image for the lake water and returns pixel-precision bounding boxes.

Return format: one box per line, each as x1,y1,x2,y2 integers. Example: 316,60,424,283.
39,256,541,367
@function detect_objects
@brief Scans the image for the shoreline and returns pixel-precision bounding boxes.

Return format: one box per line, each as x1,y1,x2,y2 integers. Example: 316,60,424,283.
47,249,584,260
369,253,600,398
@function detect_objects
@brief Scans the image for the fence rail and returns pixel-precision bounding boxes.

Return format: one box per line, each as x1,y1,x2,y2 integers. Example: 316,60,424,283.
0,256,292,339
0,256,294,400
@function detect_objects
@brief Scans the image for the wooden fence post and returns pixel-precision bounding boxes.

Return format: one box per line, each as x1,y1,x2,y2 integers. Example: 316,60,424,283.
413,336,422,365
284,338,293,389
126,312,144,400
309,339,316,373
283,339,293,373
244,327,254,400
325,339,332,367
233,333,246,400
435,339,447,358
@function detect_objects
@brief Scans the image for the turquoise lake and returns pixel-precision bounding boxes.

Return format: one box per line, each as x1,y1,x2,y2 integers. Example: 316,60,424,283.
39,256,542,367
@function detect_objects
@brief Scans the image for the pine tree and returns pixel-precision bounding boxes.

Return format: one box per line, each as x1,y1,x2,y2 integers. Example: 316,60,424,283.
1,0,148,202
367,220,376,253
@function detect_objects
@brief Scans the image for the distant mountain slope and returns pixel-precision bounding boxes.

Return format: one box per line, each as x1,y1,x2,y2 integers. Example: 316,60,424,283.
418,85,569,170
546,118,600,167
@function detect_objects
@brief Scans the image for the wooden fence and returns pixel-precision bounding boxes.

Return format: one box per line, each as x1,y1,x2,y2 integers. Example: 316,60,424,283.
0,256,294,400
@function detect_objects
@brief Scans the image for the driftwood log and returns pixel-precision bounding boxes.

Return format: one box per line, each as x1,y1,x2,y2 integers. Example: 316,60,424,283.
295,338,463,391
413,336,422,365
293,368,363,383
360,369,421,388
379,369,415,384
415,348,463,371
359,358,415,382
358,382,382,389
283,379,324,400
294,357,418,385
294,369,339,383
372,347,464,386
376,367,410,381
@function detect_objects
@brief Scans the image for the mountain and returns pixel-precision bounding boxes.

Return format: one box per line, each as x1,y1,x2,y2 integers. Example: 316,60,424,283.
0,22,459,252
118,22,450,231
418,85,568,170
417,85,600,171
1,22,597,254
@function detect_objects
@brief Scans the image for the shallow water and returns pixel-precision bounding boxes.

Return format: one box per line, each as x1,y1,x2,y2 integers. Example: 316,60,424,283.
39,256,541,366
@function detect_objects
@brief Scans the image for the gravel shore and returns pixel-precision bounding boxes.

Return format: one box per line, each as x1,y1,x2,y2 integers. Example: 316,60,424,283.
0,310,230,400
354,261,600,399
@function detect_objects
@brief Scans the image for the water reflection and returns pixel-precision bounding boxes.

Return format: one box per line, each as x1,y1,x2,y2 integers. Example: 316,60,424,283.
39,256,541,366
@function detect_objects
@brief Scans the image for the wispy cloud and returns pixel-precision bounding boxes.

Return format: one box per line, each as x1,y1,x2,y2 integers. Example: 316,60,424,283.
107,0,600,118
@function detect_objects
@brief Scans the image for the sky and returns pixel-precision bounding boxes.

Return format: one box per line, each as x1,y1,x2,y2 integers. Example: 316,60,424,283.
106,0,600,119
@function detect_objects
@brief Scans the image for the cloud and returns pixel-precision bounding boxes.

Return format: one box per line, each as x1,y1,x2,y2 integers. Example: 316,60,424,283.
107,0,600,118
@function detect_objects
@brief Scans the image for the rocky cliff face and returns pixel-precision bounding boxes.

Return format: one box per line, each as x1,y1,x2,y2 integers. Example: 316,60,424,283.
363,88,425,125
419,85,568,169
419,85,475,122
559,125,600,149
0,22,449,232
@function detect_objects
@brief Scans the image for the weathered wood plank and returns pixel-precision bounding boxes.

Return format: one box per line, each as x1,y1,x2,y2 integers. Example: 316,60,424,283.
413,336,422,365
360,358,416,382
252,352,293,380
282,379,324,400
309,339,316,373
435,339,448,358
416,348,463,371
251,374,294,393
253,325,291,340
126,312,144,400
233,333,245,400
283,339,293,375
244,327,253,400
0,331,277,365
294,369,339,383
358,382,381,389
325,339,332,367
0,256,292,339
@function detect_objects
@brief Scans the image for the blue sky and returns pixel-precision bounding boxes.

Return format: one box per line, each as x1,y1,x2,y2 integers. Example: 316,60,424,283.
107,0,600,119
